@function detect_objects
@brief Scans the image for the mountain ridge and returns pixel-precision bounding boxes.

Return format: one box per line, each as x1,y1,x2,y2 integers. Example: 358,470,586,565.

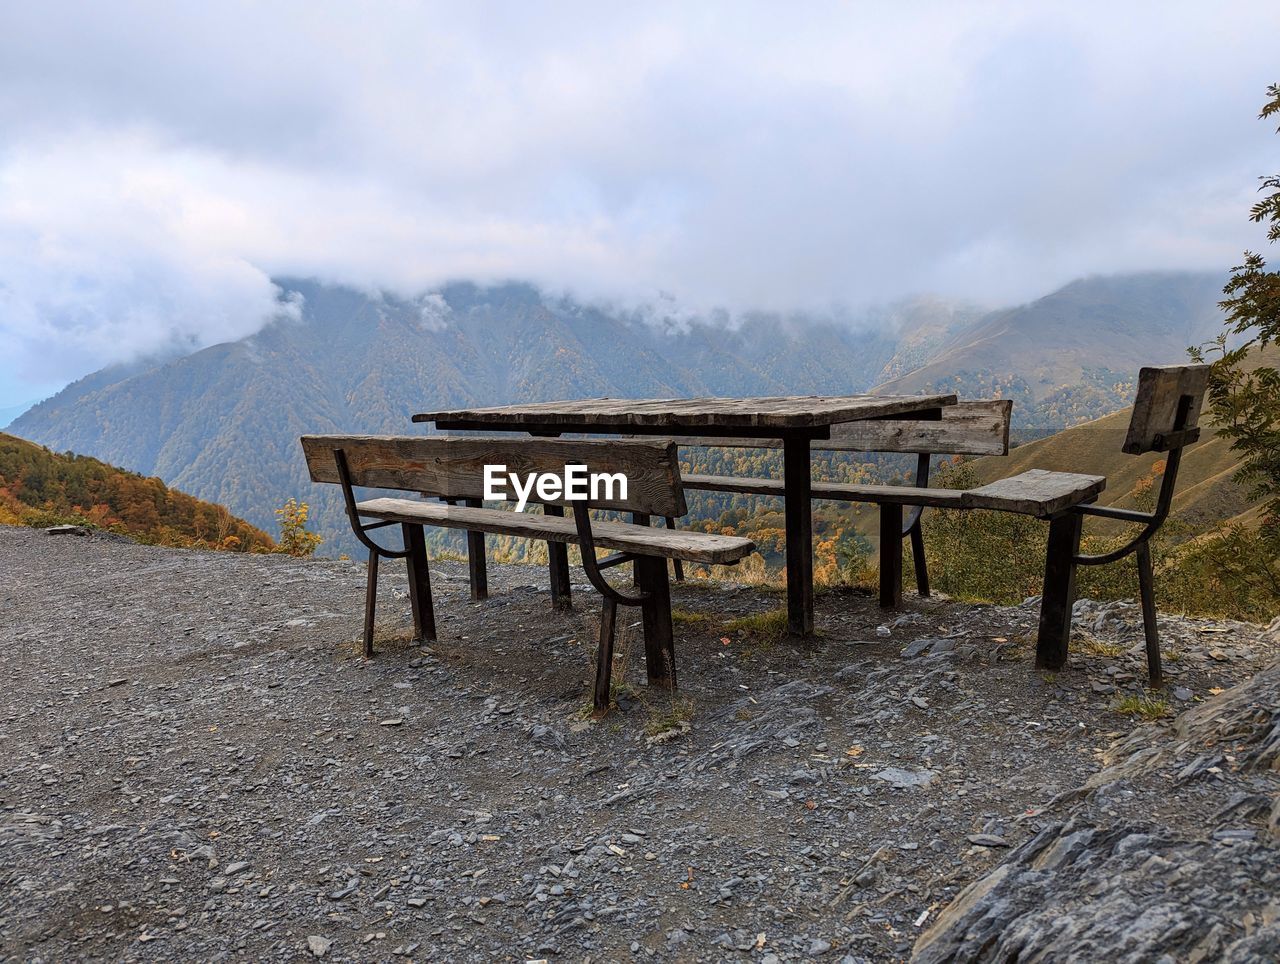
11,271,1228,551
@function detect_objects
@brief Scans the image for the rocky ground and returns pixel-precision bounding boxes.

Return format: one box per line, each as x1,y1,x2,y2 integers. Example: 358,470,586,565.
1,524,1277,963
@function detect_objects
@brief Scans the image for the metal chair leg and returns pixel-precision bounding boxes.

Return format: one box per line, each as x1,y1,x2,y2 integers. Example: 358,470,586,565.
879,504,904,609
664,517,685,582
909,521,929,597
1136,542,1163,688
362,548,380,658
1036,513,1084,670
593,598,618,714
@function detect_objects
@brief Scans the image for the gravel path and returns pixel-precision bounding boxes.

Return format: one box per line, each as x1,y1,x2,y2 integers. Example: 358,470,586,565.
1,525,1276,962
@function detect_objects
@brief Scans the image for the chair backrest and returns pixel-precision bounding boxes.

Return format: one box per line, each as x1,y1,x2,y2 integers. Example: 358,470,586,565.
300,434,687,517
668,399,1013,456
1121,365,1211,455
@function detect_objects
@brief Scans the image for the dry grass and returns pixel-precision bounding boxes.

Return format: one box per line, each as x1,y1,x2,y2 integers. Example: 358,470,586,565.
1080,635,1127,659
670,607,710,625
643,693,695,737
347,626,421,658
724,607,789,642
1113,692,1170,721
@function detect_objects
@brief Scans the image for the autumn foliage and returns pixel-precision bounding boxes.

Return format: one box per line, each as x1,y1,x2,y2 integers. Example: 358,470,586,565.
0,432,274,551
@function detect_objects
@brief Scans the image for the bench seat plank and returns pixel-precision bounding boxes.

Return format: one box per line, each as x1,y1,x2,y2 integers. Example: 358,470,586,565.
684,468,1104,517
356,498,755,565
682,473,966,507
961,469,1105,518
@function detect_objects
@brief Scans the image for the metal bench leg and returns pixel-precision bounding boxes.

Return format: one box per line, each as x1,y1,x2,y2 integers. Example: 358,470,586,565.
1036,513,1083,670
362,548,379,658
463,499,488,600
879,504,904,609
593,598,619,714
403,524,436,643
664,517,685,582
544,505,573,610
635,555,676,690
1136,542,1163,688
909,521,930,597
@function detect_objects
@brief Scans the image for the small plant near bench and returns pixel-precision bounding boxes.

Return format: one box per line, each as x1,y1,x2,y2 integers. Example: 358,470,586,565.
724,607,789,643
644,694,695,739
1080,636,1127,659
1113,692,1170,721
670,607,709,625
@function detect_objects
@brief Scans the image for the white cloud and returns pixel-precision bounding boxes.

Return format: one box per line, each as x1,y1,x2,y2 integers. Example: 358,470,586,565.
0,0,1276,398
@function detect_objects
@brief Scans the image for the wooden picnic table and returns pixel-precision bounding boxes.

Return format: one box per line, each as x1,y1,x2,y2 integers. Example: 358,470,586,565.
412,393,957,636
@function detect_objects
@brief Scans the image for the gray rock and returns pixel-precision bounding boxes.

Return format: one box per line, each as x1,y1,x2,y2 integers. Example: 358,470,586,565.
873,767,936,789
965,834,1009,848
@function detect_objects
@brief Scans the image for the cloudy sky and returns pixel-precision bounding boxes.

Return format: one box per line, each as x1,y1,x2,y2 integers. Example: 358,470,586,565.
1,1,1277,406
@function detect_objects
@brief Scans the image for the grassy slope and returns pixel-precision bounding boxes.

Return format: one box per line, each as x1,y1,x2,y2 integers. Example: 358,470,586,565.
963,411,1253,536
961,343,1279,536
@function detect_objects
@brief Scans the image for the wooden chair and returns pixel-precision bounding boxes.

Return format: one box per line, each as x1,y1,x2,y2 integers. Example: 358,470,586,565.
1034,364,1210,686
856,366,1208,684
300,435,756,711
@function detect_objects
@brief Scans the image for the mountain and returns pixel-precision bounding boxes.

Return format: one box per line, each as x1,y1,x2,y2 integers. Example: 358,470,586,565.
10,272,1227,553
12,280,952,550
0,432,273,550
873,272,1226,435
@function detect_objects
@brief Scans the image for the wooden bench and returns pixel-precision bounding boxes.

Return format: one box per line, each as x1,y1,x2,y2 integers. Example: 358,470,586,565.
669,399,1015,603
1033,364,1210,684
300,435,756,712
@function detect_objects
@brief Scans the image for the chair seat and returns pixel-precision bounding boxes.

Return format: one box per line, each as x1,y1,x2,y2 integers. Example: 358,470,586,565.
960,469,1105,518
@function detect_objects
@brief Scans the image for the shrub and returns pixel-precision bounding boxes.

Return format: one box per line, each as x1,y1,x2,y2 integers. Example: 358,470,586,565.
274,498,323,557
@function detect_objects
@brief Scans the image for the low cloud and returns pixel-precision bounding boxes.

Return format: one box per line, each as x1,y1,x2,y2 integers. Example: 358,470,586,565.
0,1,1276,398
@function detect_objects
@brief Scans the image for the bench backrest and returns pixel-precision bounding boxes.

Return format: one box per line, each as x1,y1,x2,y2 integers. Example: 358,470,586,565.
301,435,687,517
670,399,1013,456
1121,364,1211,455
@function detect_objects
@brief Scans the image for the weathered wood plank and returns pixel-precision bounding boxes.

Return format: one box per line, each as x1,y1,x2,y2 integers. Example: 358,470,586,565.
665,400,1012,456
301,435,687,518
827,399,1011,455
961,469,1105,518
1122,365,1211,455
683,469,1102,516
681,473,967,507
353,498,756,565
413,393,957,430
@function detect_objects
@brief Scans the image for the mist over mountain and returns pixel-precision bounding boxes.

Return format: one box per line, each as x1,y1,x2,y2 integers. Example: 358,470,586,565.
11,271,1226,551
873,271,1225,434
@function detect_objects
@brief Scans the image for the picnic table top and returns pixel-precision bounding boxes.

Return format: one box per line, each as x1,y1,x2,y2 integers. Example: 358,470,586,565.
412,393,957,432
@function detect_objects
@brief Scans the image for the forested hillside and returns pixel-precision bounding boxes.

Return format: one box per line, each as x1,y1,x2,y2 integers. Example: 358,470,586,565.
0,433,273,551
